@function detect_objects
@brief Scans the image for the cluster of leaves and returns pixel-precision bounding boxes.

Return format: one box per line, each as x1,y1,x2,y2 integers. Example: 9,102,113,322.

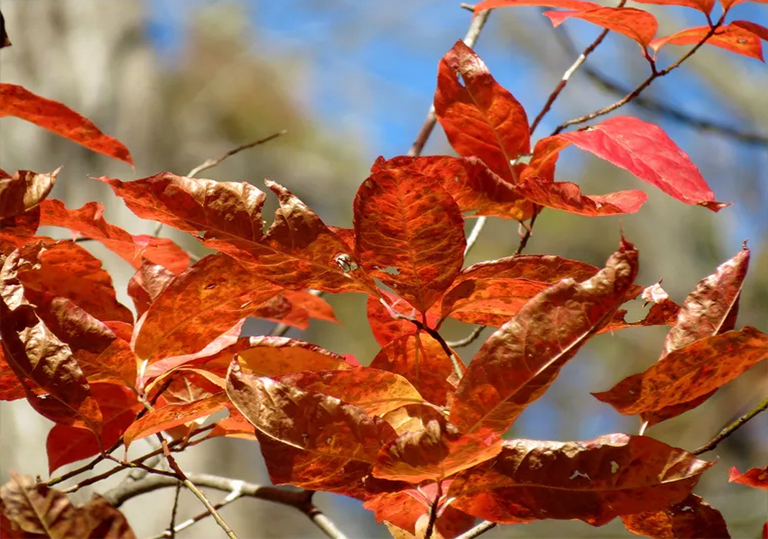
1,6,767,539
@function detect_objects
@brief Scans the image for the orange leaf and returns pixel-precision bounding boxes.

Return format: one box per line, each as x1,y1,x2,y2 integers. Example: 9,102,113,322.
0,473,135,538
39,200,190,274
449,434,714,526
434,41,532,186
475,0,601,13
720,0,768,12
629,0,714,15
545,7,659,48
450,240,638,435
729,465,768,489
0,206,40,252
0,347,26,402
621,494,730,538
593,327,768,416
516,176,648,216
650,24,765,62
0,84,133,165
354,168,465,314
126,260,175,317
367,290,441,348
371,331,464,406
0,169,58,219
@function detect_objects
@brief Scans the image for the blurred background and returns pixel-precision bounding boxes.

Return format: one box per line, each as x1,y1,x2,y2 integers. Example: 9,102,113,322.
0,1,766,537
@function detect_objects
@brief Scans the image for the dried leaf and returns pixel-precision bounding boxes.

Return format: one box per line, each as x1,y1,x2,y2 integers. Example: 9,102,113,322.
621,494,730,538
0,169,58,219
450,241,638,435
354,168,465,313
449,434,714,526
434,41,532,189
0,84,133,165
593,327,768,415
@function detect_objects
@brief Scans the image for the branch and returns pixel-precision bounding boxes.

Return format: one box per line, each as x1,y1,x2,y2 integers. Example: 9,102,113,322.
692,393,768,455
514,207,539,256
553,14,727,134
150,491,243,539
407,8,492,158
446,326,485,348
455,520,497,539
103,473,348,539
187,130,287,178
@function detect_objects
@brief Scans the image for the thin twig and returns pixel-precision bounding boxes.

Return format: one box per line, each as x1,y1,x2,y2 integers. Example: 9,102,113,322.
514,208,539,256
157,435,239,539
553,14,727,134
692,394,768,455
446,326,485,348
408,9,492,157
464,216,487,257
167,481,182,539
552,28,767,145
151,493,243,539
187,130,287,178
423,481,443,539
455,520,497,539
530,0,627,135
638,420,649,436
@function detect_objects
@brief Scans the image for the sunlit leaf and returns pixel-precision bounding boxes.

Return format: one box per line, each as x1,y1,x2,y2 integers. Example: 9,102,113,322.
354,168,465,313
0,84,133,165
729,465,768,489
475,0,602,15
650,25,764,62
0,169,58,219
449,434,714,526
450,240,638,435
367,291,441,348
126,260,175,317
516,177,647,216
545,7,659,48
621,494,730,538
629,0,714,15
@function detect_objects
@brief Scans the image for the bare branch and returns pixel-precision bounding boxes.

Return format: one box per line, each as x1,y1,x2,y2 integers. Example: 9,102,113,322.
693,393,768,455
455,520,497,539
464,216,487,257
187,130,287,178
446,326,485,348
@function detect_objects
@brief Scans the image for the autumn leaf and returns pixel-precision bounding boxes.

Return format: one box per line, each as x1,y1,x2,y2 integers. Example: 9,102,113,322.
720,0,768,11
544,7,659,48
371,331,464,406
373,418,503,483
650,25,764,62
126,260,176,317
0,206,40,252
629,0,714,15
0,473,135,538
132,253,283,366
0,84,133,165
434,41,532,189
354,167,465,314
515,176,648,216
593,327,768,416
449,434,714,526
100,174,376,294
621,494,730,538
530,119,727,210
0,169,58,219
0,346,27,402
449,240,638,435
475,0,602,15
729,465,768,489
372,156,529,221
367,291,441,348
39,200,190,274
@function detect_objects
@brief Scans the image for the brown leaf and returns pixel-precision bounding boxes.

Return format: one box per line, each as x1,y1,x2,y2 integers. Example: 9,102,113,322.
0,473,135,538
449,241,638,435
0,9,10,48
99,174,376,294
354,167,465,313
0,170,58,219
371,331,464,406
621,494,730,538
39,200,190,274
593,327,768,415
449,434,714,526
0,84,133,165
729,465,768,489
434,41,531,188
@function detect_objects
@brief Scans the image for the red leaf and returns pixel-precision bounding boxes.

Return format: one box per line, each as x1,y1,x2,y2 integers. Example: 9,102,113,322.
475,0,601,13
354,168,465,313
133,253,282,366
0,474,136,538
593,327,768,416
226,364,399,498
0,250,102,432
0,169,58,219
278,368,425,417
122,391,228,447
650,25,765,62
516,176,648,216
281,290,338,324
0,206,40,252
629,0,714,15
434,41,532,186
126,260,175,317
0,84,133,165
545,7,659,48
99,174,376,294
720,0,768,12
449,434,714,526
0,347,26,401
367,290,441,348
15,241,133,324
729,465,768,489
373,156,529,221
206,406,257,441
449,241,638,435
46,384,140,474
371,331,465,406
556,117,726,210
621,494,730,538
441,254,599,326
731,20,768,41
39,200,190,274
373,418,503,483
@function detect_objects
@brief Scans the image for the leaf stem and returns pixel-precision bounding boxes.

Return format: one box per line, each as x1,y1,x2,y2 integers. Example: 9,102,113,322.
692,393,768,455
